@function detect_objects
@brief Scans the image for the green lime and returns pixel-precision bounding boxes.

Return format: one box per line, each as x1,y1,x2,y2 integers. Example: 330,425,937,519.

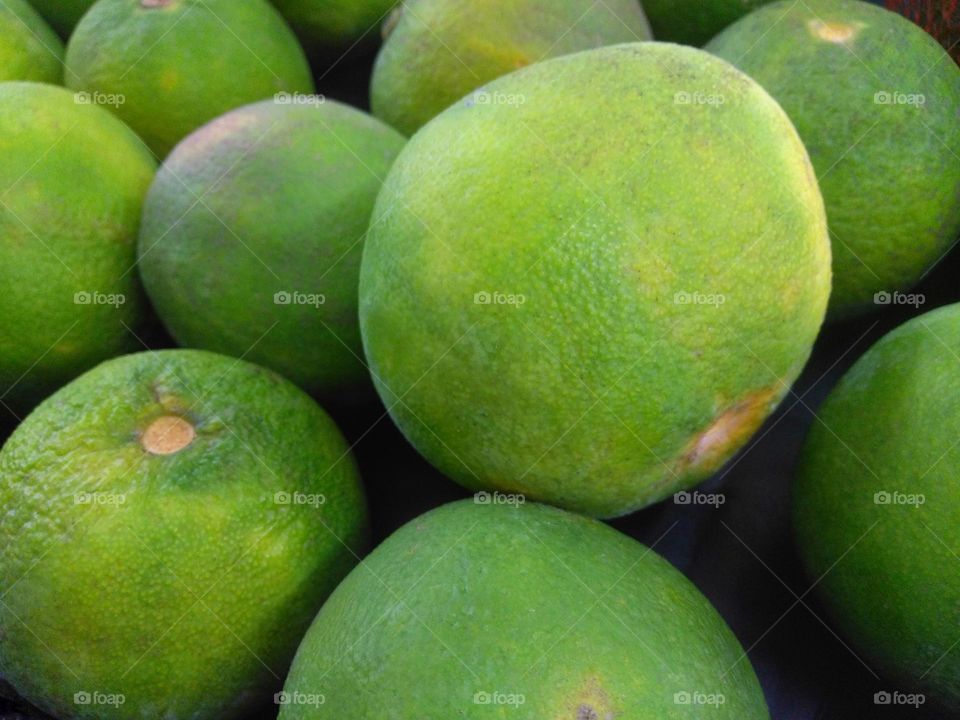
359,43,830,517
281,500,768,718
0,348,368,719
138,98,405,399
370,0,652,135
0,81,155,413
706,0,960,317
795,302,960,710
65,0,315,157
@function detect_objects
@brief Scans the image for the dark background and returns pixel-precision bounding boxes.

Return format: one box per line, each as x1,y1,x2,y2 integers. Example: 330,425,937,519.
2,4,958,717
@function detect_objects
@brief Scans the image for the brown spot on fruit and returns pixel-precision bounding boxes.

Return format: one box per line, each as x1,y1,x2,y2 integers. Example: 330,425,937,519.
678,387,780,477
141,415,195,455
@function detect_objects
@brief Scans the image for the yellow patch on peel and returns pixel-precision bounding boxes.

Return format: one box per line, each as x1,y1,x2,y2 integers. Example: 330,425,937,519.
141,415,195,455
678,386,781,477
554,676,617,720
807,19,862,44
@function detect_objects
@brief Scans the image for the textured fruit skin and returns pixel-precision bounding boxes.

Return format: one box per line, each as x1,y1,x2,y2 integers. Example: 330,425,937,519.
706,0,960,318
64,0,315,158
359,43,831,518
0,349,368,720
643,0,775,46
270,0,398,51
794,303,960,710
0,0,63,83
0,82,155,411
24,0,94,37
370,0,652,135
138,99,405,399
886,0,960,63
280,500,769,719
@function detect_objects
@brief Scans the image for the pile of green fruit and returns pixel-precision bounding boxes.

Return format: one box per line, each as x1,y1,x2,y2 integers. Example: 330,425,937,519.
0,0,958,718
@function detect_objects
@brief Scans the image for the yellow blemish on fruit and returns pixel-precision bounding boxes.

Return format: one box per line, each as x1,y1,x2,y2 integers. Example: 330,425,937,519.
678,387,780,476
141,415,195,455
807,19,860,44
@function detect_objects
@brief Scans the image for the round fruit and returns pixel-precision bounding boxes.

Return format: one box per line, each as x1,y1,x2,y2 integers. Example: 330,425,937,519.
25,0,94,37
642,0,774,46
370,0,652,135
0,82,155,412
281,500,768,718
0,0,63,83
138,98,406,398
65,0,315,158
0,349,368,720
359,42,831,518
270,0,398,52
706,0,960,318
795,303,960,710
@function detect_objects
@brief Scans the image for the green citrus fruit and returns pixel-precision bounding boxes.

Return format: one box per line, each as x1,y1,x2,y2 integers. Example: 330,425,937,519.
270,0,399,53
138,98,406,398
64,0,315,158
25,0,94,37
795,302,960,710
359,42,831,518
370,0,652,135
642,0,775,46
0,0,63,83
0,81,155,413
280,500,769,718
0,348,368,720
706,0,960,318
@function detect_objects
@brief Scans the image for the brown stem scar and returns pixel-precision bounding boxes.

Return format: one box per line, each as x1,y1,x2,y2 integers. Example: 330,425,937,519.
141,415,195,455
